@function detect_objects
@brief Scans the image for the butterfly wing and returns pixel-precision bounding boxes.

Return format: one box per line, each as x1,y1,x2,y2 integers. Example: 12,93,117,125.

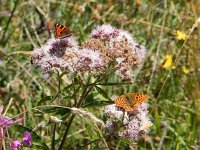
115,95,134,111
55,23,72,39
128,93,148,110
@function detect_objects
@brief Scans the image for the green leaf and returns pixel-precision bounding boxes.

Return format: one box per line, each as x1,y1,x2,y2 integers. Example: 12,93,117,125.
95,86,112,101
85,93,97,103
96,82,132,86
34,106,70,115
83,100,113,107
37,84,73,105
120,138,137,145
14,42,33,51
37,96,54,106
12,124,50,150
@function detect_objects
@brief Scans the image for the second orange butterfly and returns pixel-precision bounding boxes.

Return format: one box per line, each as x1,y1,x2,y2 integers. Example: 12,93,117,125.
115,93,148,111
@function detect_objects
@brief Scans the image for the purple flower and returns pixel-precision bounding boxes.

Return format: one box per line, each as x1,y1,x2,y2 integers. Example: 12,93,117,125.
9,140,22,150
76,48,105,71
9,131,32,150
119,129,140,141
0,106,23,149
22,131,32,147
0,106,23,128
0,117,15,127
106,119,115,133
0,60,2,65
47,38,78,57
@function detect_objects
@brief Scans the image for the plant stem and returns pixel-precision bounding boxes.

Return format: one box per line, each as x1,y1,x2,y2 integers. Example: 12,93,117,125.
80,133,113,148
57,71,61,93
51,123,56,150
0,0,19,46
58,114,76,150
58,72,115,149
58,77,91,150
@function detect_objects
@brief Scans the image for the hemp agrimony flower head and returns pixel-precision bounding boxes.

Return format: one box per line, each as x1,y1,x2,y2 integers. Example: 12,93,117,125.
31,37,105,76
82,24,147,80
104,95,152,141
31,24,146,80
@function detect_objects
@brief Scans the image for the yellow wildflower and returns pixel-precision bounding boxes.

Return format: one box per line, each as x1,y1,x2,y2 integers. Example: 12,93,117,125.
182,66,189,74
176,30,187,41
162,55,173,69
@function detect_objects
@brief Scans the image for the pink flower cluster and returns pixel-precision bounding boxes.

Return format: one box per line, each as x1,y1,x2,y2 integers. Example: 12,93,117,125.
91,24,120,39
31,24,146,80
104,102,151,141
31,37,105,76
91,24,146,80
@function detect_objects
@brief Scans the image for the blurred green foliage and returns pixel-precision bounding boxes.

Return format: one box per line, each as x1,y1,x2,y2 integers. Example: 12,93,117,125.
0,0,200,149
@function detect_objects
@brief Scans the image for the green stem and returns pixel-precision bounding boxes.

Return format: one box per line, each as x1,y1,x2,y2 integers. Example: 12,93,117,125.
57,71,61,93
58,70,116,149
58,77,91,150
0,0,19,46
58,114,76,150
72,78,77,105
51,123,56,150
80,133,113,148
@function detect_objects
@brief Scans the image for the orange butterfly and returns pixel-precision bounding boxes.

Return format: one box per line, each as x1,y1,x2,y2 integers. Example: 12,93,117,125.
54,23,72,39
115,93,148,111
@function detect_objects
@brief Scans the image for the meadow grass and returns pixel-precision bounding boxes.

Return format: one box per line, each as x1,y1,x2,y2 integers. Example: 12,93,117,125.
0,0,200,149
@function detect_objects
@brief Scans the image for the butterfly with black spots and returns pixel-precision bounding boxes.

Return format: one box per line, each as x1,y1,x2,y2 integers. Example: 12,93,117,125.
115,93,148,111
54,23,72,39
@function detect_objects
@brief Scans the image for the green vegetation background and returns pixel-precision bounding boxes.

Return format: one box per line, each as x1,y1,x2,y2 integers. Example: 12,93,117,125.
0,0,200,149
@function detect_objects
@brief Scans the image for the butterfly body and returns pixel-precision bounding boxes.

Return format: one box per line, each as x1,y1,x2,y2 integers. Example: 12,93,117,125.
115,93,148,111
55,23,72,39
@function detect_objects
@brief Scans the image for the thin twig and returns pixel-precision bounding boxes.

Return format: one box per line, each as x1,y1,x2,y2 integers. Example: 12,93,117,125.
95,124,109,149
147,0,167,92
0,49,42,89
23,22,37,48
158,126,168,150
80,133,113,148
0,0,19,46
3,98,13,116
30,12,42,46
